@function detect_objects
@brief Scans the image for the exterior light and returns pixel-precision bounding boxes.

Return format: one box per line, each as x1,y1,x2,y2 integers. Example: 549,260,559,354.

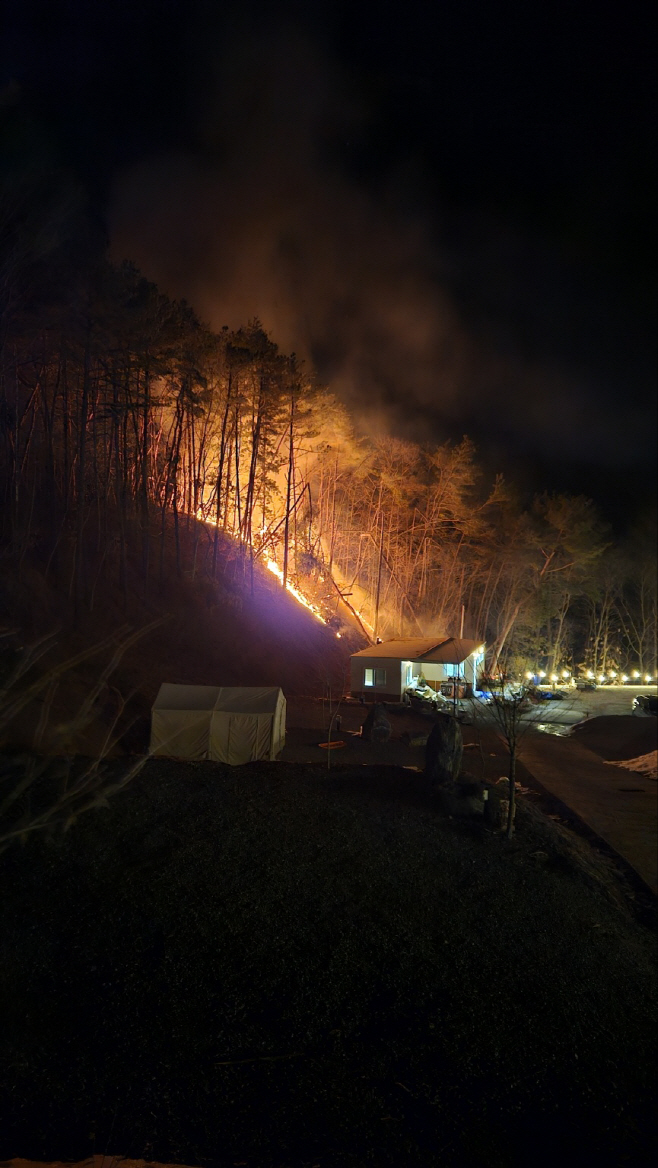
525,671,533,679
550,674,558,682
609,671,617,678
562,669,570,678
586,670,594,679
539,671,546,679
622,674,629,682
646,674,652,683
598,674,606,682
632,671,640,678
336,632,341,638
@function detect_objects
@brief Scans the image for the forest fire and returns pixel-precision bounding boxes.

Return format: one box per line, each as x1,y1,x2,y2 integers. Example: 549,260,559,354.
264,557,327,624
0,291,653,676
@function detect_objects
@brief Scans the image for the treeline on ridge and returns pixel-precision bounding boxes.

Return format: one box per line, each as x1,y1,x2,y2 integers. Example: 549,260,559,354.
0,125,655,676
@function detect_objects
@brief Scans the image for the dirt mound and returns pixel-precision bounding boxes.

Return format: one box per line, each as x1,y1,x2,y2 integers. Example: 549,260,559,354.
612,750,658,779
572,714,657,761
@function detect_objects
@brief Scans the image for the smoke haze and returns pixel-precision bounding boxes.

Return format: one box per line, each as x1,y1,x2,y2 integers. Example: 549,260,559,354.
108,18,655,486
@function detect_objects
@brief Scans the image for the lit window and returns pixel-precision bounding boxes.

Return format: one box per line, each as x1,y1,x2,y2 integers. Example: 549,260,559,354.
364,668,386,687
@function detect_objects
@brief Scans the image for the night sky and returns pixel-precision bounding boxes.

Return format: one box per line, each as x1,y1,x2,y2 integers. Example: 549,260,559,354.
3,0,656,521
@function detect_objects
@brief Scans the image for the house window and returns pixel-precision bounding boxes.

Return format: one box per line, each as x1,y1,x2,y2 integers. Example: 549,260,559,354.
444,663,459,677
364,667,387,687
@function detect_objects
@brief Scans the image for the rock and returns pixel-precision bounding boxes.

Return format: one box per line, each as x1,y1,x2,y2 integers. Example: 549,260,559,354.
401,731,429,747
361,703,392,743
437,783,485,818
425,714,463,789
456,773,485,797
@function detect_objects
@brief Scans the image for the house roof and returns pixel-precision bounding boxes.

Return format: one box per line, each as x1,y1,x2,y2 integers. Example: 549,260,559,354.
351,637,483,664
421,638,483,664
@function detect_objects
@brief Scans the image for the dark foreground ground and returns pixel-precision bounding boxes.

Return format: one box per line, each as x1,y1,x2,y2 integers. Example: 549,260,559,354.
0,760,656,1168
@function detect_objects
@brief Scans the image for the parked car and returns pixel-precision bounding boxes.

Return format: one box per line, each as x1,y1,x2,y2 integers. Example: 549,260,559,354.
573,678,597,691
632,694,657,717
529,687,566,701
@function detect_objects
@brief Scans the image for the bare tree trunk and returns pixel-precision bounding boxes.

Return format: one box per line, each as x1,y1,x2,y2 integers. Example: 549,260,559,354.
74,324,91,617
507,745,517,839
282,391,295,588
140,367,151,594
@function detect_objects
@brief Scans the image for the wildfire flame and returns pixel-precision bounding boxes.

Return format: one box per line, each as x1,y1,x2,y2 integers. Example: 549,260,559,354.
265,558,327,624
196,508,355,636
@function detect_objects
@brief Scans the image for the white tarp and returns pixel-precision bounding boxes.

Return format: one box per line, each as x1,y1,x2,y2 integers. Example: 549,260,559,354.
150,684,286,765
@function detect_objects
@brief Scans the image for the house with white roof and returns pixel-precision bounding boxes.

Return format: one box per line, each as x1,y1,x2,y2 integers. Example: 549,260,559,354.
350,637,485,703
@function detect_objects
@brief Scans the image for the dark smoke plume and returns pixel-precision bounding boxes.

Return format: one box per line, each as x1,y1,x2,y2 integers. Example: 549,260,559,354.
109,21,655,477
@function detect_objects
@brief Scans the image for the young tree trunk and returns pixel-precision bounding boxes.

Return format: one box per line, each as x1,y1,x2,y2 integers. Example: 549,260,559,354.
282,391,295,588
74,325,91,617
140,367,151,594
506,746,517,839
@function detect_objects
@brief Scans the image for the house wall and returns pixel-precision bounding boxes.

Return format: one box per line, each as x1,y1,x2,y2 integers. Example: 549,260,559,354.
413,662,444,681
350,657,404,702
416,657,478,687
349,650,484,702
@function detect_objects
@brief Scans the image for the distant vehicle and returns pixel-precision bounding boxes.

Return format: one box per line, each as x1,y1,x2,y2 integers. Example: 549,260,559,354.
573,678,597,691
530,688,567,701
632,694,657,717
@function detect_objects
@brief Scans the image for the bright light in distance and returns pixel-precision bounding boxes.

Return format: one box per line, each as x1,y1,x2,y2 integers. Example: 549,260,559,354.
609,671,617,678
622,675,629,682
598,675,606,682
336,632,341,638
586,670,594,679
539,671,546,679
633,670,640,678
646,674,653,683
525,671,533,679
562,669,570,678
550,674,558,682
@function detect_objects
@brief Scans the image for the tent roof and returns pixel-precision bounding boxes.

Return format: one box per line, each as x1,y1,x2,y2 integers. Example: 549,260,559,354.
213,687,283,713
153,684,220,710
152,684,284,713
351,637,483,664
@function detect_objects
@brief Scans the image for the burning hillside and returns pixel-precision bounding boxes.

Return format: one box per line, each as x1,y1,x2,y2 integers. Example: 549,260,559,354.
1,277,654,680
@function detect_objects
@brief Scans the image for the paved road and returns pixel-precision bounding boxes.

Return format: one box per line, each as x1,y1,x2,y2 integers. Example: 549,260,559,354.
519,731,658,894
525,683,658,725
465,684,658,733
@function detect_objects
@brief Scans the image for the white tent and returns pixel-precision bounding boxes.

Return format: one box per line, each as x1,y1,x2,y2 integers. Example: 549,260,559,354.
150,684,286,765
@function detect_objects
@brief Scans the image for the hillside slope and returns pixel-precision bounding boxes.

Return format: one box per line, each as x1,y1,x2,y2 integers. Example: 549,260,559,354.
0,521,364,754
